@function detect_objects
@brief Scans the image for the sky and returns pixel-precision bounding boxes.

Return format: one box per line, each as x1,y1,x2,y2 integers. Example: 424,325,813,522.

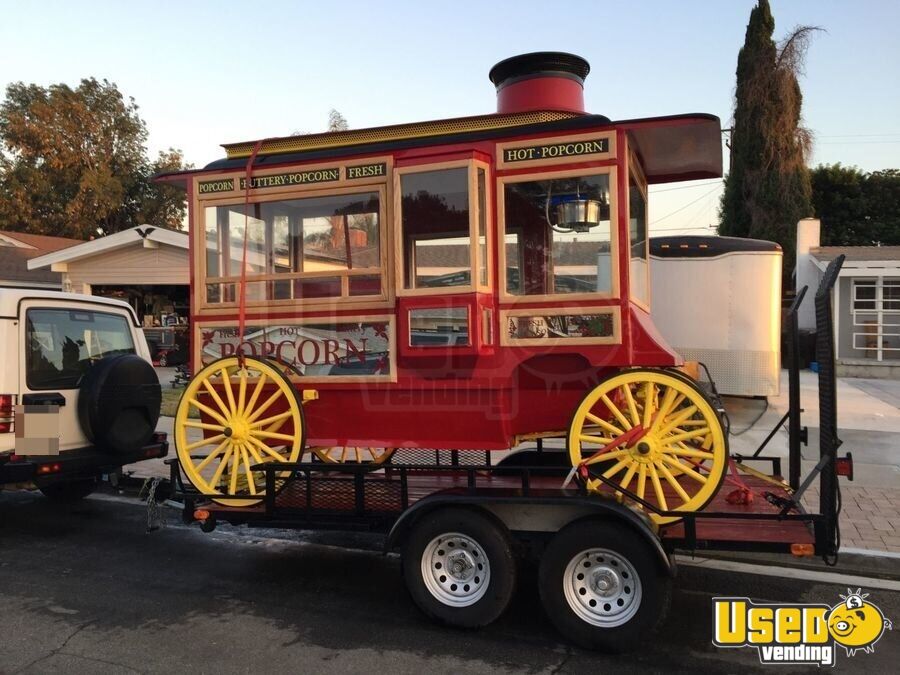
1,0,898,235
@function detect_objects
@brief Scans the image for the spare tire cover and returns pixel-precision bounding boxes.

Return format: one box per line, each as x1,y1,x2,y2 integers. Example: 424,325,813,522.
77,354,161,454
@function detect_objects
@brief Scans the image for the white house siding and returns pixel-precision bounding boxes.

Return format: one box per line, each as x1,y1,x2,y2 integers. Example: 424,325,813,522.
64,244,189,293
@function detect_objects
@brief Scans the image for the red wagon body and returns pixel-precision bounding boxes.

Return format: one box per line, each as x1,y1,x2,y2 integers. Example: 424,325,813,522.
160,53,722,452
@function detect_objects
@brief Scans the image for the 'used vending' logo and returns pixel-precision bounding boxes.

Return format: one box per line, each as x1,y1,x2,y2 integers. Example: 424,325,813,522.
712,589,892,666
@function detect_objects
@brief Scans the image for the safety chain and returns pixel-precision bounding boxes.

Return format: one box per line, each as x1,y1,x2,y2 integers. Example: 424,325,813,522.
140,477,167,533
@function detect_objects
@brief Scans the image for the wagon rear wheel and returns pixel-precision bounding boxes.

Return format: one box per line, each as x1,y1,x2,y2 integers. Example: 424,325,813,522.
175,356,305,507
310,446,395,466
567,369,727,525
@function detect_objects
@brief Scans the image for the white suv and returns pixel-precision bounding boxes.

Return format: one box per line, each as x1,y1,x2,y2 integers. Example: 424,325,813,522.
0,289,167,500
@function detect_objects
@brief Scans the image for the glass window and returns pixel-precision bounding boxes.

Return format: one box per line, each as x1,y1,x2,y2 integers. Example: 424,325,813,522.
503,173,612,296
400,168,470,289
203,191,381,303
506,311,615,342
884,280,900,311
26,309,136,390
477,168,488,287
408,307,470,346
853,280,876,310
629,170,649,305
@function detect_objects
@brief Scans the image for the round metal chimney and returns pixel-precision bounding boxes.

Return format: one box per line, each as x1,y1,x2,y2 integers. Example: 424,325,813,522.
488,52,590,115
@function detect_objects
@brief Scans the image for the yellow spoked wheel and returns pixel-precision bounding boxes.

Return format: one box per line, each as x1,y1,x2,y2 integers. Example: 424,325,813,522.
567,369,727,525
175,356,305,507
309,446,395,466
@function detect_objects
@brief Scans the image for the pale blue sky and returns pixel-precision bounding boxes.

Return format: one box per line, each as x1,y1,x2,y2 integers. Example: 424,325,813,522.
1,0,898,234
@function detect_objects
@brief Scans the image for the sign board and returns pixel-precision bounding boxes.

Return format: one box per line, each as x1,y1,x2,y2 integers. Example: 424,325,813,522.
199,320,392,378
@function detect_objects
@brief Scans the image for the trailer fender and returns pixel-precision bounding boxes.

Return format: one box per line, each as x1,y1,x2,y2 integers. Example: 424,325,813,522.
385,493,672,575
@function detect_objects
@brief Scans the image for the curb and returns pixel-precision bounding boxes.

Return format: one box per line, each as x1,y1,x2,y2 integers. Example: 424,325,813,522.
677,548,900,583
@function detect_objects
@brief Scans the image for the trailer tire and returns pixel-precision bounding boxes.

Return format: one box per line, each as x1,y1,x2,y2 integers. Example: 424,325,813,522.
402,507,516,628
539,519,670,652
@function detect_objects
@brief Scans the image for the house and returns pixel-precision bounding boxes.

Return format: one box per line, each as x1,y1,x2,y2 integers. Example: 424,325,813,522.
796,218,900,377
0,230,82,289
27,225,190,326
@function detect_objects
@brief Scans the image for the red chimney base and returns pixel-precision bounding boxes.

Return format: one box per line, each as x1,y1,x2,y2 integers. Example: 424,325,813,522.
496,76,586,115
489,52,590,115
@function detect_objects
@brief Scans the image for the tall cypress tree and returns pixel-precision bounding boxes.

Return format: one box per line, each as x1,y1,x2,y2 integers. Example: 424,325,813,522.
719,0,815,283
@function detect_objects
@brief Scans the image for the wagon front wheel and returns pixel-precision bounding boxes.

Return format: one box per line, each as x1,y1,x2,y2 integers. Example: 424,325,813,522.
175,356,305,507
567,368,727,524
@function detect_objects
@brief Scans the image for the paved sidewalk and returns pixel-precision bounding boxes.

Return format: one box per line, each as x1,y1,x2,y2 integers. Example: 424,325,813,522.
727,371,900,555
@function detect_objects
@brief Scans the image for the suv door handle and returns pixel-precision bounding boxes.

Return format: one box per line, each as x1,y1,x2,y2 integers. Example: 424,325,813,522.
22,392,66,407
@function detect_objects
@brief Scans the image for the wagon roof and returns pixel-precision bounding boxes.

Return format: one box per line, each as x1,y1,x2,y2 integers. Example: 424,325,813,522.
156,112,722,188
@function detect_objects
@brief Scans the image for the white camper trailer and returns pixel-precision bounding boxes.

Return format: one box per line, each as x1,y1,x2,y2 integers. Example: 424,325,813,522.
649,236,783,397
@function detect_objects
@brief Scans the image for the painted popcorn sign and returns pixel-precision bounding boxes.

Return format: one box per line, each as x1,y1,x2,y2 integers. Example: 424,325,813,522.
199,320,392,377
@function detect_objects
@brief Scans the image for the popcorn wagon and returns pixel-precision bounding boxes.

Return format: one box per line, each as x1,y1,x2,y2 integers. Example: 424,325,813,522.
158,53,850,651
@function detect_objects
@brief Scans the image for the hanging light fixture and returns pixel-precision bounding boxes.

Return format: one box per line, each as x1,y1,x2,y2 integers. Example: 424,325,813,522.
545,182,609,233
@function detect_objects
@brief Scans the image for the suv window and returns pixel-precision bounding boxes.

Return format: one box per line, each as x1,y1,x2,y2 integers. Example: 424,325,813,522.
26,308,136,390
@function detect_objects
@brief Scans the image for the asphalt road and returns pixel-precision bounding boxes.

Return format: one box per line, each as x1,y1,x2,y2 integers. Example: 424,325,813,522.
1,491,898,674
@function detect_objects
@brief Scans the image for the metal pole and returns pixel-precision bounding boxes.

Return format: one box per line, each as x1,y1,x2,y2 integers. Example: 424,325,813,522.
788,286,807,490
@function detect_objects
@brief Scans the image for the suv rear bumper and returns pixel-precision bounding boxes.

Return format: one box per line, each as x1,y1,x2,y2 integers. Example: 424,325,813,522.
0,437,169,484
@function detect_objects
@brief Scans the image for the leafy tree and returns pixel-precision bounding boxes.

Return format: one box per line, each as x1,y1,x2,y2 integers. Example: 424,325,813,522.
0,77,189,238
719,0,817,281
812,164,900,246
328,109,349,132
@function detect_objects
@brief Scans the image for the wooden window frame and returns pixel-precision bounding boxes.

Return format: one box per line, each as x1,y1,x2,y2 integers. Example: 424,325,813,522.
497,165,619,305
195,181,392,313
626,144,650,312
393,159,492,297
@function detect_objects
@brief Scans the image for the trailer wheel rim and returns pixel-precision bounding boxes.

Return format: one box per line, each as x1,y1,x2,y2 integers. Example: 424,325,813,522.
421,532,490,607
175,356,304,507
568,369,727,525
563,548,642,628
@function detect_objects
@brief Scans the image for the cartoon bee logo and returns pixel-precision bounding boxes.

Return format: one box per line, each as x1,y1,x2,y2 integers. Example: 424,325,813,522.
827,589,893,656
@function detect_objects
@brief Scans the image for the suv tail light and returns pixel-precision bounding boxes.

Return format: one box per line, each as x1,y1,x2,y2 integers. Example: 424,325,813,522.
0,394,15,433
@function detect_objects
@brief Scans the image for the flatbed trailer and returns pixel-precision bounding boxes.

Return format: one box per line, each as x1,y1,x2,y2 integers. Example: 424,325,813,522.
168,254,850,652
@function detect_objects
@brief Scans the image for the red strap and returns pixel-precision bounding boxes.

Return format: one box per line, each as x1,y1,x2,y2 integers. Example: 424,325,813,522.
237,140,264,365
578,424,646,476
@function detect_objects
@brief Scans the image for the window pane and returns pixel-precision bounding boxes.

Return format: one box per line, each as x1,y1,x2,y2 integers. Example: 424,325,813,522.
27,309,136,389
409,307,469,346
349,275,381,297
400,168,470,289
478,168,487,287
203,191,381,303
853,281,876,310
504,174,612,296
294,277,341,299
629,171,648,305
506,311,615,341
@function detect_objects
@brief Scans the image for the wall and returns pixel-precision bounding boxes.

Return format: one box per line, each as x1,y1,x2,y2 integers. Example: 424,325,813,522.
795,218,821,331
836,276,854,360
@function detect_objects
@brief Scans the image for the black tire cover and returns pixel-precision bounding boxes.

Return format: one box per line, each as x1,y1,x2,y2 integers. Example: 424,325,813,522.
77,354,161,454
